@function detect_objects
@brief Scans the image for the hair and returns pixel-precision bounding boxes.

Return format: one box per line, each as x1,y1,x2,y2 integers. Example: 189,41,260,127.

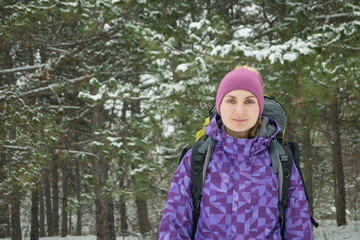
233,65,261,76
233,65,262,139
248,118,262,139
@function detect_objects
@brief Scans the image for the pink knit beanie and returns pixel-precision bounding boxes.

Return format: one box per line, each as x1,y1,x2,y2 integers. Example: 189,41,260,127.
216,67,264,116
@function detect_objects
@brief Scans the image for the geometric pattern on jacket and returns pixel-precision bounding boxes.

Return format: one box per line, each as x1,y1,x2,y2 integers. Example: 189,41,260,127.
159,115,313,240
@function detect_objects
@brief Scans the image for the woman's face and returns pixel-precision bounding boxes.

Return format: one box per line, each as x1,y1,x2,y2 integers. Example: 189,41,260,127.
219,89,260,138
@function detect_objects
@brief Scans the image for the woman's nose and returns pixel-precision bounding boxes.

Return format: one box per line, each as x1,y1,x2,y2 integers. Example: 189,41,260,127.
235,104,245,114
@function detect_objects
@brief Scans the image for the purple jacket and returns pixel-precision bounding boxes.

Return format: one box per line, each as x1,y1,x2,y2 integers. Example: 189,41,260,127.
159,116,313,239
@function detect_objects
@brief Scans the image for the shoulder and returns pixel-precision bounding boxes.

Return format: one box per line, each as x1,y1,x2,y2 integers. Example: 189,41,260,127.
178,147,192,174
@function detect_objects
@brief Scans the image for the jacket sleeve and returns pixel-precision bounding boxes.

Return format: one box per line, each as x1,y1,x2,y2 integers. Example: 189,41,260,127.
158,150,194,240
283,163,314,240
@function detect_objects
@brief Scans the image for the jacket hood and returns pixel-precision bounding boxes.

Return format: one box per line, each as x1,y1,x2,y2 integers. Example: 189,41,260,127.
257,115,279,139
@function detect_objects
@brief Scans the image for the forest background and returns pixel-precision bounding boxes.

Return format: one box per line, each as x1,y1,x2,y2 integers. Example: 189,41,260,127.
0,0,359,240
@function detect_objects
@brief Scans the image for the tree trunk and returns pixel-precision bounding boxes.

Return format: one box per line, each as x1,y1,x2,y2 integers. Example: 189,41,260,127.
120,199,128,235
52,156,60,235
44,174,54,236
119,103,129,236
94,161,116,240
92,105,116,240
61,161,69,237
0,151,10,238
0,74,8,237
29,44,39,240
9,125,21,240
75,161,82,236
69,212,72,235
30,186,39,240
119,178,128,235
4,46,15,85
302,125,314,215
0,202,10,238
129,97,152,235
328,96,347,226
10,190,22,240
1,47,15,239
39,186,45,237
28,47,40,240
135,196,151,235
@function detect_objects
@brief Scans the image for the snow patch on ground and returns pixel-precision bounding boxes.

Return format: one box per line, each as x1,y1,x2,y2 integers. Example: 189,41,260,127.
313,220,360,240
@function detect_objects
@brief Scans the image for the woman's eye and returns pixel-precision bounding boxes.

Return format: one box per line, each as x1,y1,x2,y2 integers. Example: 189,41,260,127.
245,99,255,104
227,99,236,104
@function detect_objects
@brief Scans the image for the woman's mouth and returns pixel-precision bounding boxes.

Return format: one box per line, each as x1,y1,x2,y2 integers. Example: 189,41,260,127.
233,118,247,124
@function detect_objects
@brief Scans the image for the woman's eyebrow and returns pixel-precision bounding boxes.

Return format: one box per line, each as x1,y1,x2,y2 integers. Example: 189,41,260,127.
224,94,256,99
245,95,256,99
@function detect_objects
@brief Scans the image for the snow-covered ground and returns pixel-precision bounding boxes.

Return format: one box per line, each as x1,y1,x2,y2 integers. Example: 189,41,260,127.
0,237,139,240
313,220,360,240
1,220,359,240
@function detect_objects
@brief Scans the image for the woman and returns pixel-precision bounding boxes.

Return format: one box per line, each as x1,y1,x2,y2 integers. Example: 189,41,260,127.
159,66,313,239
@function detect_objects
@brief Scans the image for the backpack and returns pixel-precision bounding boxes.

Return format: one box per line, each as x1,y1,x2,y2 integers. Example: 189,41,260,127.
180,95,318,239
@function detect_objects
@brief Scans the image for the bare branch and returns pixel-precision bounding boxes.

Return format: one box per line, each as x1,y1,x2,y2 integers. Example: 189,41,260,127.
2,145,99,159
55,149,99,159
46,47,70,54
0,64,48,75
312,13,350,20
46,105,82,110
332,44,360,50
19,75,91,98
341,137,360,143
67,75,92,84
3,145,30,151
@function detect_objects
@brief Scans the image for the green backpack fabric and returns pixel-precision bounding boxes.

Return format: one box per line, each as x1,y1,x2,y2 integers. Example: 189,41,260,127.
180,95,318,240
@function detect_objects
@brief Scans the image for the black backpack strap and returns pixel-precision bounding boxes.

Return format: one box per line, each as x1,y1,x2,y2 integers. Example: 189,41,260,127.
285,142,319,228
279,143,294,236
271,140,319,235
180,145,191,164
270,139,293,236
190,136,216,240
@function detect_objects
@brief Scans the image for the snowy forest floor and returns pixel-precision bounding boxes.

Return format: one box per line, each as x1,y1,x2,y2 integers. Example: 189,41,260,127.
0,220,359,240
313,220,359,240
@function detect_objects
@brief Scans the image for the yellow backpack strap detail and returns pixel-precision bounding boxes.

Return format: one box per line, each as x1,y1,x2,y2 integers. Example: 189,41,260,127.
203,116,211,128
195,116,211,141
195,129,206,142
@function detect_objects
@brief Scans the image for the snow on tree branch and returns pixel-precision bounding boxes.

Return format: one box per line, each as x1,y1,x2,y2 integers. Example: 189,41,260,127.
19,75,91,98
0,64,48,74
2,145,100,159
3,145,30,151
55,149,100,160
